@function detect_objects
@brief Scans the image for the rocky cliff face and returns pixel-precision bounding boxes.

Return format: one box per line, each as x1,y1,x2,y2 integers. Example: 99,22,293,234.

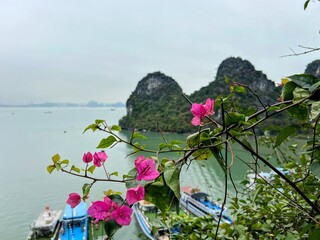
119,72,191,132
190,57,281,109
119,57,285,133
305,60,320,78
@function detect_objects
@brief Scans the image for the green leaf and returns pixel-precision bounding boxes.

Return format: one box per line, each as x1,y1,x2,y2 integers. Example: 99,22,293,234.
71,165,80,173
231,85,247,94
95,119,105,124
111,125,122,131
287,74,319,89
60,159,69,167
287,104,309,121
144,181,178,215
225,112,246,126
52,154,60,163
108,194,124,205
47,165,55,174
187,128,210,147
103,189,122,196
54,162,61,171
163,161,180,199
82,183,91,200
132,132,147,139
281,81,297,101
210,146,226,173
274,125,299,148
304,0,310,10
104,220,122,238
309,81,320,93
83,123,98,133
97,136,117,148
309,228,320,240
132,142,145,153
311,101,320,121
110,171,118,177
310,162,320,179
87,165,96,174
292,87,311,103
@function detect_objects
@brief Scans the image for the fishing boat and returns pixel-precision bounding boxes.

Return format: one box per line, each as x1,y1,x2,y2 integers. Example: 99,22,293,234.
180,186,232,224
59,201,88,240
26,206,62,240
133,201,172,240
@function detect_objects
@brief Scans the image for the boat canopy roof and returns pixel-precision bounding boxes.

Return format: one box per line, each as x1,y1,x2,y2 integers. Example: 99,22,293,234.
191,192,209,200
63,201,87,220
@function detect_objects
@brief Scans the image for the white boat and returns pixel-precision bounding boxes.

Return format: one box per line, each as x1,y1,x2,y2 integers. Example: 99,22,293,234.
180,186,232,224
133,201,171,240
246,167,290,189
27,206,62,239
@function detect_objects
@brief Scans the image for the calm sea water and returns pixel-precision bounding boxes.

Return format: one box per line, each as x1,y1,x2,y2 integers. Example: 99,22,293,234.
0,107,249,240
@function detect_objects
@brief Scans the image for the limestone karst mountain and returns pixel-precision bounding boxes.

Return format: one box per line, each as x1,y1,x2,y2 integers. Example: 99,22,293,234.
119,57,317,133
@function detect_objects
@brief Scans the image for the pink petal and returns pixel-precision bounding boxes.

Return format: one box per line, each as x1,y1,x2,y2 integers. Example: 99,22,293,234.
134,155,145,167
112,205,133,226
83,152,93,163
191,103,206,118
136,158,160,181
93,151,108,167
88,200,112,221
66,192,81,208
204,98,215,116
191,116,202,126
126,186,145,205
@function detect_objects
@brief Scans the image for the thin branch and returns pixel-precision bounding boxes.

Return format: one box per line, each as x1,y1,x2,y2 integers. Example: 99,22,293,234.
281,45,320,58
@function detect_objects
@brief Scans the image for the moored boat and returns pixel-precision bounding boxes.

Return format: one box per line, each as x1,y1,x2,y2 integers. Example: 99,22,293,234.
246,167,290,189
180,186,232,224
27,206,62,240
133,201,171,240
59,201,88,240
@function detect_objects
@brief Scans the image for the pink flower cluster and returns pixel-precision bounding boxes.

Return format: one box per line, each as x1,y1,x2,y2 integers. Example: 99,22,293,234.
191,98,215,126
88,196,132,225
66,154,160,226
83,151,108,167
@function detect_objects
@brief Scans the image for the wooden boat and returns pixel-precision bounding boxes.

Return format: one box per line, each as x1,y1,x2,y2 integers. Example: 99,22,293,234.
59,201,88,240
26,206,62,240
180,186,232,224
133,201,171,240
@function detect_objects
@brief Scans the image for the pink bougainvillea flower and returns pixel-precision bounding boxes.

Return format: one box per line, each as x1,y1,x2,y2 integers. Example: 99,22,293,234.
191,103,206,126
204,98,215,116
66,192,81,208
88,196,118,223
93,151,108,167
191,98,215,126
112,205,133,226
126,185,145,205
134,155,160,181
83,152,93,163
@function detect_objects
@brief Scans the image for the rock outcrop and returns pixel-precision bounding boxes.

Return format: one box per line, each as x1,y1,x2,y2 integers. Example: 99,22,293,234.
305,60,320,78
119,72,191,133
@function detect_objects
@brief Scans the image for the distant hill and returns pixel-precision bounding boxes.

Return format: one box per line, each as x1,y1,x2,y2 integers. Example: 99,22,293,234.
119,57,284,133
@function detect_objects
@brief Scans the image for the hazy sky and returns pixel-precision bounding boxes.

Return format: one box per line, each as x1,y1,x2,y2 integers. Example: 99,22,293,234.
1,0,319,104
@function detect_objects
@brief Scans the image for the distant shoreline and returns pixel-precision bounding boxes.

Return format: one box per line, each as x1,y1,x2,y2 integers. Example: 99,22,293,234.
0,102,125,108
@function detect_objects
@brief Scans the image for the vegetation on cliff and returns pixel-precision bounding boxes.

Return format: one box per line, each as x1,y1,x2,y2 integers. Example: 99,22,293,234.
119,57,284,133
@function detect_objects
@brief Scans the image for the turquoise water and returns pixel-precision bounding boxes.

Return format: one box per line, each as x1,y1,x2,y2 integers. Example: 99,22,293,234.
0,107,249,239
